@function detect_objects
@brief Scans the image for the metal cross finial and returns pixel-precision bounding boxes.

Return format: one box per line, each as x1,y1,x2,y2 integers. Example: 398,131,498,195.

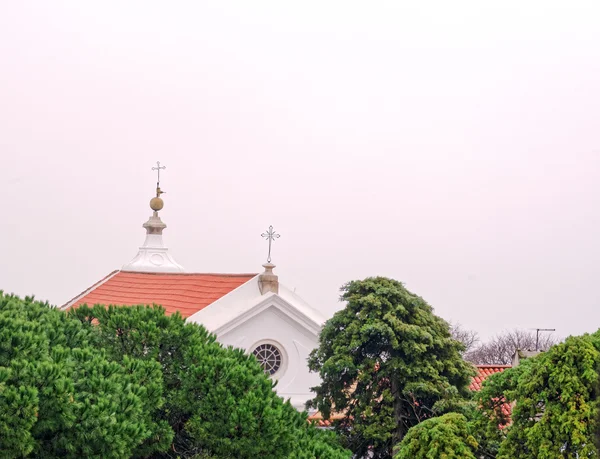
152,161,166,186
261,225,280,263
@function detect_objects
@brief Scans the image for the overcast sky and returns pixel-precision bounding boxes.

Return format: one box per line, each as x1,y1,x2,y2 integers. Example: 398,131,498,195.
1,1,599,340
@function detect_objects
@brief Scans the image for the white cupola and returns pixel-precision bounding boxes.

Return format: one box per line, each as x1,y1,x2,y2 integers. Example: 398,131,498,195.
122,162,185,273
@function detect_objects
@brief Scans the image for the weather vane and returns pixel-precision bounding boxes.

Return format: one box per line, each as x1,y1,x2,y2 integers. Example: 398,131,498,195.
261,225,280,263
152,161,166,187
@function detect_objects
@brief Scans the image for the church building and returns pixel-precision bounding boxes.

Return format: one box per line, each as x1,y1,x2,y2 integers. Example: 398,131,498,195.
60,163,508,423
62,164,325,411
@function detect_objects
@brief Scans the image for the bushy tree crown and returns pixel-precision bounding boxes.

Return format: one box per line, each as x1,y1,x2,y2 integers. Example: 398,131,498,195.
474,331,600,458
0,292,350,459
394,413,478,459
308,277,474,458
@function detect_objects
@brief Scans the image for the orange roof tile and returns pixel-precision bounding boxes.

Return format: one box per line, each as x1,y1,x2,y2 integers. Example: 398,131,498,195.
471,365,512,421
64,271,256,318
470,365,511,391
307,412,345,427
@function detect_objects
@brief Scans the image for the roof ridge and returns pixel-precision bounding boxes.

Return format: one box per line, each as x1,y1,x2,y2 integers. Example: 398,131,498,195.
120,271,258,277
475,364,512,368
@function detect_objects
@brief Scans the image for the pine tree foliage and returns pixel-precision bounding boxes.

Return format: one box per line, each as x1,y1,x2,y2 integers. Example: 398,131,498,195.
0,292,350,459
473,331,600,458
0,292,161,458
394,413,478,459
307,277,474,458
72,303,350,458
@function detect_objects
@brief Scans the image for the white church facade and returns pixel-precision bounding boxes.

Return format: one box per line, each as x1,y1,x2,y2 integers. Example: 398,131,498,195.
62,170,324,410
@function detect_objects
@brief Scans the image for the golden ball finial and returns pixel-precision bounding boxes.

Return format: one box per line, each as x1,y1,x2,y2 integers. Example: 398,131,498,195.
150,197,164,211
150,186,165,211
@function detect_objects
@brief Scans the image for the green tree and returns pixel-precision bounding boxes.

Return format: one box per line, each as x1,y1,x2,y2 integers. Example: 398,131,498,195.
473,331,600,458
0,292,164,458
394,413,478,459
1,292,349,458
71,303,350,459
307,277,474,458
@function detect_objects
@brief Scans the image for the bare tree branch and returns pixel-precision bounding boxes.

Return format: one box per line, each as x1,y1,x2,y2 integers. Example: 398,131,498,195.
450,322,480,354
464,329,560,365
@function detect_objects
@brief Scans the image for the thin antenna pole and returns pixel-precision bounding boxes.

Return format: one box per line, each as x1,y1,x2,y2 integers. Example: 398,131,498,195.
535,328,556,351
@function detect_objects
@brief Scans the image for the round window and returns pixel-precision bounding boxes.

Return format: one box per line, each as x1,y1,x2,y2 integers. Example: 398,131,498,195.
253,343,282,375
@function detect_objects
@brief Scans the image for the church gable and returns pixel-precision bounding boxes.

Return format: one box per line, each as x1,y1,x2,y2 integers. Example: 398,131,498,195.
186,276,326,410
187,276,325,336
216,302,323,410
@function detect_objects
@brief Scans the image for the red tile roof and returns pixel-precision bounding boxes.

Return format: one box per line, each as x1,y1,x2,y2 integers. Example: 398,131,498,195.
470,365,511,391
471,365,512,421
64,271,256,318
308,364,511,426
308,412,344,427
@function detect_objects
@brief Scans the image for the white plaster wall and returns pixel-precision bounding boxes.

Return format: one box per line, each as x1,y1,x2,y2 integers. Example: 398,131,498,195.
217,305,321,411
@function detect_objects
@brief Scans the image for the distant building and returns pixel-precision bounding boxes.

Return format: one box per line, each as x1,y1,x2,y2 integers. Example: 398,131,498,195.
511,349,541,367
62,176,325,410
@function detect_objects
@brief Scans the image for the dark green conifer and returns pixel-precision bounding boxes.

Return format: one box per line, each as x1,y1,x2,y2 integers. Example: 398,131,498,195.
307,277,474,458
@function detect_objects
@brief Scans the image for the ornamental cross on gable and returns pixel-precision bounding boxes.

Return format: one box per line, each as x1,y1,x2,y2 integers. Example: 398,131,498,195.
261,225,280,263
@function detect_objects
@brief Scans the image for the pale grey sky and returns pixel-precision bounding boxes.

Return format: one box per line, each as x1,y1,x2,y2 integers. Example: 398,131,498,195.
1,1,599,340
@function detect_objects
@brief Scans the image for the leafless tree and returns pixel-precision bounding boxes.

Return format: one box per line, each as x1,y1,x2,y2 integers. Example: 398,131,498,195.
449,322,480,354
464,329,559,365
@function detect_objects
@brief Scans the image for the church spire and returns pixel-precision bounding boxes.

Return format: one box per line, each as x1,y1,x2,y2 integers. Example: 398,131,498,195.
122,162,185,273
